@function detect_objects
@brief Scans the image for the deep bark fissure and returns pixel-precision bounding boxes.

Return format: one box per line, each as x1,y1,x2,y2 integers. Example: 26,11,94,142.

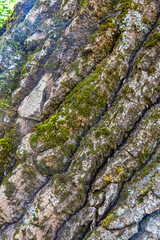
0,5,160,238
54,95,160,240
98,139,160,223
3,89,158,235
0,175,51,234
128,208,160,240
109,12,160,108
37,10,160,158
52,11,160,237
63,9,160,174
2,2,99,186
79,139,160,240
41,12,121,121
78,222,92,240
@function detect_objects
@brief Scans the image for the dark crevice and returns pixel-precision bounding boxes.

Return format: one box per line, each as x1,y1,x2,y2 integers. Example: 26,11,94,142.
151,189,160,199
52,10,160,238
78,222,92,240
13,7,98,114
126,150,136,159
60,8,160,176
109,11,160,108
91,183,111,197
5,3,88,183
79,140,160,240
20,116,41,123
42,14,120,121
87,12,118,30
0,4,160,238
11,1,63,106
3,79,158,234
0,175,51,234
128,208,160,240
42,8,160,159
54,95,160,240
98,139,160,224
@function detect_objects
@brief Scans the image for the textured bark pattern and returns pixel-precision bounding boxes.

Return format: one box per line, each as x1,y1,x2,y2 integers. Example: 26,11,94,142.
0,0,160,239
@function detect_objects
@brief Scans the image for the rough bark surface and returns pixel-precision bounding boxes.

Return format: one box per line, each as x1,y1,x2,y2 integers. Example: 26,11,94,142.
0,0,160,239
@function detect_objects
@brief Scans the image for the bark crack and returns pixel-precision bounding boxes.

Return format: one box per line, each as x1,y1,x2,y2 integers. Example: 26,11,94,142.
77,139,160,240
54,96,160,240
128,208,160,240
0,5,160,239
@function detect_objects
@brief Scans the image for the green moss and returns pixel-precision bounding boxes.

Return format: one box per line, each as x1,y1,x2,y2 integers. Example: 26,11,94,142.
22,166,36,180
44,58,60,73
37,202,41,210
117,52,125,61
68,143,76,152
148,66,156,74
29,56,123,174
134,53,146,67
0,136,13,176
118,0,132,22
145,32,160,48
16,149,30,166
0,39,28,95
2,172,12,186
115,33,123,45
142,16,150,25
98,18,116,32
2,233,7,240
24,182,36,194
118,105,124,113
119,185,129,202
7,70,22,94
121,84,129,94
52,173,60,182
83,230,94,240
5,181,16,199
109,0,119,10
13,229,20,239
27,53,34,62
30,64,105,147
0,0,19,27
54,174,74,201
0,98,10,110
95,127,112,139
133,2,139,10
70,61,80,76
21,64,28,75
36,157,67,176
0,129,20,181
32,213,37,222
78,0,88,9
104,42,113,53
139,149,152,164
61,0,69,5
